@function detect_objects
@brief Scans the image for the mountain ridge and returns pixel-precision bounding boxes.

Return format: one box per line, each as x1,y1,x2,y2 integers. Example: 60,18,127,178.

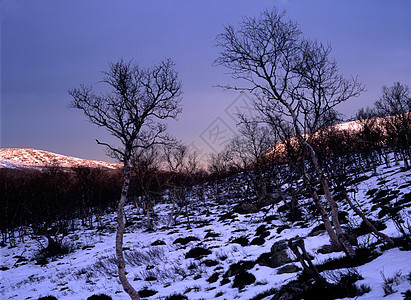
0,148,120,170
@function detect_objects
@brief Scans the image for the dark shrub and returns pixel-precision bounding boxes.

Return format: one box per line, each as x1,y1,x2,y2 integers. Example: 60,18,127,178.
233,202,258,214
232,271,256,289
87,294,112,300
256,225,267,236
308,223,325,236
151,239,166,246
366,188,378,197
173,236,200,245
38,297,58,300
42,237,73,258
144,275,157,281
202,259,219,267
224,260,255,278
275,270,370,300
401,289,411,299
316,247,381,272
277,225,290,234
299,270,369,299
207,272,220,283
204,231,220,238
348,175,370,185
138,288,158,298
338,211,349,224
353,219,387,236
231,236,249,246
264,215,278,222
219,211,236,221
396,192,411,208
185,247,211,259
250,237,265,245
165,293,188,300
249,287,278,300
255,252,271,267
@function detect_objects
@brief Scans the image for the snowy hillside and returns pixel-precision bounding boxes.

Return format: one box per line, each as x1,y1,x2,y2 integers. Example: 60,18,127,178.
0,148,120,170
0,155,410,300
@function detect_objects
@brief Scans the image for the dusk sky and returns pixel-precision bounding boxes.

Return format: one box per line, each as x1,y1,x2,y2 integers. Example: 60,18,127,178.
1,0,411,163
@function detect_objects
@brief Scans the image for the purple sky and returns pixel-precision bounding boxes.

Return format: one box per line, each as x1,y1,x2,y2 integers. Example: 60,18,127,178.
1,0,411,162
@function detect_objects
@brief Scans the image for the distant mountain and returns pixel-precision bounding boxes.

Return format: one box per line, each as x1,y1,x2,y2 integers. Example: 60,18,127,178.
0,148,121,170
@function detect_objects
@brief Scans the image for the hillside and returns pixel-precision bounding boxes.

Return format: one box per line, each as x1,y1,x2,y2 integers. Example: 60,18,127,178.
0,148,120,170
1,152,410,299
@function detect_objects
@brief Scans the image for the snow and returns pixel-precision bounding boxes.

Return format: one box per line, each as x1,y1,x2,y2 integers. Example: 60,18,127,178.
0,153,410,299
0,148,120,170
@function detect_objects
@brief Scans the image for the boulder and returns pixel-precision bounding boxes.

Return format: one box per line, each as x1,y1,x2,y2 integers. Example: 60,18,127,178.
233,202,258,214
277,264,301,274
270,239,293,267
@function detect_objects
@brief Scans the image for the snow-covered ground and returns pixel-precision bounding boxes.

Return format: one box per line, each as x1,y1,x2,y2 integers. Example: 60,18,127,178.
0,158,410,299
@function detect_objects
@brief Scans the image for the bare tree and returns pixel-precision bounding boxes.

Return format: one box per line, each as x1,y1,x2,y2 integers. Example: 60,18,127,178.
131,145,163,230
207,149,234,204
163,142,202,228
216,8,364,257
375,82,411,169
163,142,189,228
69,58,182,300
225,118,274,205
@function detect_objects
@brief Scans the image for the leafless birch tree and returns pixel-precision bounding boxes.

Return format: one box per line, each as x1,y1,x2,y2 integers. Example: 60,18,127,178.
216,8,364,257
69,58,182,299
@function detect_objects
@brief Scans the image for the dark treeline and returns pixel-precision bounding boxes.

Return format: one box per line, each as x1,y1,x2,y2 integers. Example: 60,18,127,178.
0,160,208,245
0,166,122,244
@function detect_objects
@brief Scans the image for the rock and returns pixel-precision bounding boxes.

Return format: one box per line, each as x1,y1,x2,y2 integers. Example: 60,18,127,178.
317,244,341,254
270,240,293,267
277,264,301,274
233,202,258,214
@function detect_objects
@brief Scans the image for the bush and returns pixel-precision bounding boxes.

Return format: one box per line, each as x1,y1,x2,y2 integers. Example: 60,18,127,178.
231,236,249,246
185,247,211,259
353,219,387,236
255,252,271,267
138,288,158,298
255,225,267,236
151,239,166,246
401,289,411,299
164,293,188,300
275,269,370,300
250,237,265,245
381,271,402,296
224,260,255,278
232,271,256,289
316,247,381,272
202,259,219,267
308,223,326,236
249,287,278,300
204,231,220,238
207,272,220,283
87,294,112,300
173,236,200,245
38,296,58,300
34,237,74,265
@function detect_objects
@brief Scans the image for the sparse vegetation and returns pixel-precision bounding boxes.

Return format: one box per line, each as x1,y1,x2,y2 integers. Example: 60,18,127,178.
1,6,410,300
